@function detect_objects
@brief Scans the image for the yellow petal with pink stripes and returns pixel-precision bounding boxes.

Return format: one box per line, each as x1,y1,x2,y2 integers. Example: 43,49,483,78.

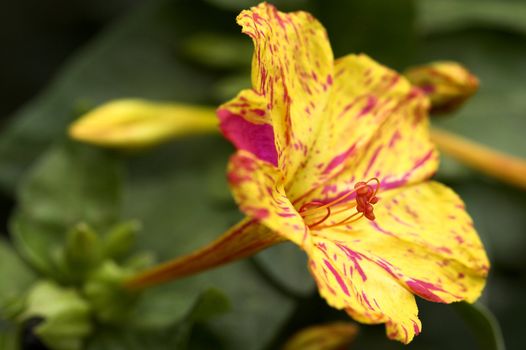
306,181,488,343
291,54,438,207
227,150,307,245
235,3,334,180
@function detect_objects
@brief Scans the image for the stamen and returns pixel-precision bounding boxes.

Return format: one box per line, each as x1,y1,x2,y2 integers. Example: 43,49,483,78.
299,178,380,229
308,207,332,228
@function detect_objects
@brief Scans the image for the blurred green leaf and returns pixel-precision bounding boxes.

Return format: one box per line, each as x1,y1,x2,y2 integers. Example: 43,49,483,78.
419,0,526,36
86,288,229,350
171,288,230,349
0,0,222,194
182,33,252,70
21,281,93,350
254,243,314,298
16,142,121,233
451,302,505,350
0,239,36,317
10,142,121,277
186,288,230,322
316,0,416,68
212,73,251,102
0,324,19,350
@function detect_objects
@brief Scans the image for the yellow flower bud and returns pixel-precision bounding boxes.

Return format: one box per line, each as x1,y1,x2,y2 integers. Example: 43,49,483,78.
282,322,358,350
405,61,479,115
69,99,218,149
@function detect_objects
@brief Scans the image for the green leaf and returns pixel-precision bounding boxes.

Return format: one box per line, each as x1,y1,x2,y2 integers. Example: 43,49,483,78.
11,141,121,277
86,289,229,350
186,289,230,322
21,281,93,350
451,302,505,350
0,239,36,318
171,289,230,349
16,141,121,232
419,0,526,36
254,243,314,298
0,323,19,350
316,0,417,69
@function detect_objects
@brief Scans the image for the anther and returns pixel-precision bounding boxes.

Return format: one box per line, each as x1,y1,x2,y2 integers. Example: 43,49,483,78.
299,178,381,229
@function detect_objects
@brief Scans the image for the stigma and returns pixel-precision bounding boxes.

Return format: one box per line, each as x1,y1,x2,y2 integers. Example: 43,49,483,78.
298,178,380,229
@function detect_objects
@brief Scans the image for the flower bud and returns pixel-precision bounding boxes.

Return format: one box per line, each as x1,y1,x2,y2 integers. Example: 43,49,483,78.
282,322,358,350
69,99,218,149
103,220,141,260
63,223,102,281
405,61,479,115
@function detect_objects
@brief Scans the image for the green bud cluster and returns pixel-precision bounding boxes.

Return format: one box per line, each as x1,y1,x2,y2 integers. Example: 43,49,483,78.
10,220,152,350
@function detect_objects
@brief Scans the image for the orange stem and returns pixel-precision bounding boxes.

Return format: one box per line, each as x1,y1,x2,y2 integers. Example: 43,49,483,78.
431,127,526,190
124,218,284,290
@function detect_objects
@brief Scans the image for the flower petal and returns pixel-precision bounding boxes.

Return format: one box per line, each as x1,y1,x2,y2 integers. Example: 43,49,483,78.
288,54,438,205
308,238,420,344
218,89,279,166
236,3,334,180
227,150,307,245
307,181,488,343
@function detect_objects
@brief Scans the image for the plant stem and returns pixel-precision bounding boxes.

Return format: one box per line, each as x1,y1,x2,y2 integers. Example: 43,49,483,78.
431,127,526,190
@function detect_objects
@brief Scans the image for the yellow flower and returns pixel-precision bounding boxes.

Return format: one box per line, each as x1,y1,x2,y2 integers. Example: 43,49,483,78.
127,3,489,344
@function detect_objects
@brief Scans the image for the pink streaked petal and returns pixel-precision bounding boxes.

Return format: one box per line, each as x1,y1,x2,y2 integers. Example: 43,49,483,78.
311,181,488,306
218,89,279,165
307,238,421,344
305,181,488,343
288,54,438,206
228,150,308,246
236,3,334,182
